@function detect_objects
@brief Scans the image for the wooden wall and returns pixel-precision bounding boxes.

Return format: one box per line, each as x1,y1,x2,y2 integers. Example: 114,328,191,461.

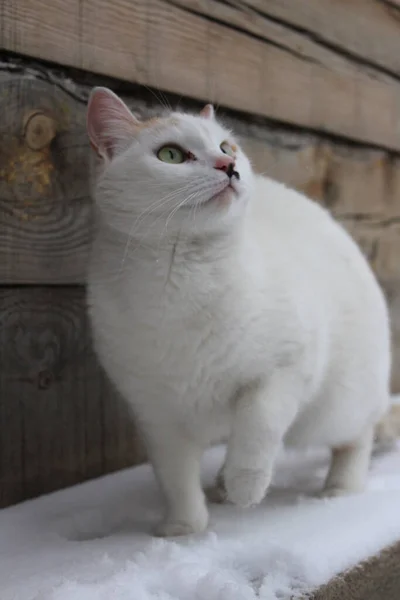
1,0,400,506
4,0,400,150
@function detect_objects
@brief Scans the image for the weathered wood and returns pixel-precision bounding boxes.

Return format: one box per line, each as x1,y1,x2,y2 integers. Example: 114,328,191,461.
385,283,400,393
312,541,400,600
3,0,400,149
242,0,400,76
0,72,92,284
0,287,145,507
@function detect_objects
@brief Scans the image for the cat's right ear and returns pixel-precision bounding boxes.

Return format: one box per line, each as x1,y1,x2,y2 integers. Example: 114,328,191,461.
87,87,140,161
200,104,214,119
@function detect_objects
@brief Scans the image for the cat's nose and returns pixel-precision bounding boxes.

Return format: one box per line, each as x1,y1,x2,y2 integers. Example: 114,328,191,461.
214,157,240,180
214,156,234,172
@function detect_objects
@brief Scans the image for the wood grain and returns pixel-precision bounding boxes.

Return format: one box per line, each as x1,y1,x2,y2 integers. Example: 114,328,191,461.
0,287,145,507
312,541,400,600
242,0,400,76
3,0,400,148
0,72,92,284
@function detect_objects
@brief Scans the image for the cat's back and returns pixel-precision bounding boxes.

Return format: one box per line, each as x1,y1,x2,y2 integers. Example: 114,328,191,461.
246,174,389,379
246,173,388,352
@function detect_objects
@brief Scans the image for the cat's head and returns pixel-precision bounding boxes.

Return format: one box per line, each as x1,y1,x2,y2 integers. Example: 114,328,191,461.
87,87,254,239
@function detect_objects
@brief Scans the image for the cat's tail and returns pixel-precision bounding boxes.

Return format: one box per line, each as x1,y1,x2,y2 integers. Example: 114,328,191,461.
373,404,400,454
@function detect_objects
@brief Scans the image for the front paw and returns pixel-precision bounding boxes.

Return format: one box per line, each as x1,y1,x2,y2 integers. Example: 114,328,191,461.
154,520,202,537
224,467,270,507
318,484,363,499
154,506,209,537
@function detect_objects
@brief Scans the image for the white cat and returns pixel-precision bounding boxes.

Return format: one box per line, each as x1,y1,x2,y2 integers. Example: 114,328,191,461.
86,87,391,537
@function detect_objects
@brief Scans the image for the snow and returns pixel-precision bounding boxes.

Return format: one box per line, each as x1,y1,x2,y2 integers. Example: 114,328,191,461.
2,443,400,600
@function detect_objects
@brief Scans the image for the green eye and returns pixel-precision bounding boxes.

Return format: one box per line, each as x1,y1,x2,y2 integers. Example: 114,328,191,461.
157,146,185,164
220,142,235,157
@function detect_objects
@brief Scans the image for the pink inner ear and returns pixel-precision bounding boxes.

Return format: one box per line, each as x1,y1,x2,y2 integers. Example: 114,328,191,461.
200,104,214,119
87,87,139,160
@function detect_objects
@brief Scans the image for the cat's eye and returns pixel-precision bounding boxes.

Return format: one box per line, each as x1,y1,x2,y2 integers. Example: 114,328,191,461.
220,142,235,157
157,146,185,164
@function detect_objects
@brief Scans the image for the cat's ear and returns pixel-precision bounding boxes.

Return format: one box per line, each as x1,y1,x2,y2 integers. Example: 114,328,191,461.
200,104,214,119
87,87,140,160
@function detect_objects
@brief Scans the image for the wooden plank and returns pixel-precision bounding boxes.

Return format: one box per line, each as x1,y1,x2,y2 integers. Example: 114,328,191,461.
2,0,400,149
312,541,400,600
0,287,145,507
241,135,394,219
386,283,400,394
0,72,92,284
242,0,400,76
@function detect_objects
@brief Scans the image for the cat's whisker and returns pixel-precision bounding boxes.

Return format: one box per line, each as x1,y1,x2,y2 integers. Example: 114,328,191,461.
119,181,204,266
145,183,206,256
154,190,204,255
164,192,197,231
120,194,187,266
119,197,180,267
141,84,172,112
124,181,195,233
185,191,202,231
155,198,192,256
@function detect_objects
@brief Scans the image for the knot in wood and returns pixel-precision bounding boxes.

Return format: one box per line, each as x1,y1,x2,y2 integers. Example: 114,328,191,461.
23,111,57,151
37,369,54,390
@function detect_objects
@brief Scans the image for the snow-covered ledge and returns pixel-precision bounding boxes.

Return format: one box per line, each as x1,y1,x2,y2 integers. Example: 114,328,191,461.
2,442,400,600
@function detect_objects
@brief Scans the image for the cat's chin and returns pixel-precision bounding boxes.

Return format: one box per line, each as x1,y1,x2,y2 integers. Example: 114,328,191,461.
203,185,238,208
182,184,241,212
215,185,237,203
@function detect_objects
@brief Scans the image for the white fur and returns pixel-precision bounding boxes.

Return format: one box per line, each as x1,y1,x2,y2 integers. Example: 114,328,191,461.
87,89,391,537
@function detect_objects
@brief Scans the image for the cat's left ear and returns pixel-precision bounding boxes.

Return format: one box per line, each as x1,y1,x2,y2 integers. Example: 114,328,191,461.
87,87,140,161
200,104,214,119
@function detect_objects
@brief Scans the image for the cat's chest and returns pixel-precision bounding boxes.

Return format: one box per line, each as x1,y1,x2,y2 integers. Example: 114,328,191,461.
131,292,245,359
124,283,269,390
92,257,275,388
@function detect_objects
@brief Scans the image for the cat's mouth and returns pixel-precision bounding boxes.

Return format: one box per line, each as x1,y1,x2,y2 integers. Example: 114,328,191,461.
210,183,238,204
183,181,239,210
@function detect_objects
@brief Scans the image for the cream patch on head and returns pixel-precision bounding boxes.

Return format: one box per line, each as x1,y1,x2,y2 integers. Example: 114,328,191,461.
138,116,180,132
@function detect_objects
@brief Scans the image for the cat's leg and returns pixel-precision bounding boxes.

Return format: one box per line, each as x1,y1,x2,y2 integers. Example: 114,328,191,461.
321,426,374,497
222,376,299,507
147,426,208,537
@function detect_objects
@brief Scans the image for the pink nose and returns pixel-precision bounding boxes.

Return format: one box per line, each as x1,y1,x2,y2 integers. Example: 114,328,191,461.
214,155,235,172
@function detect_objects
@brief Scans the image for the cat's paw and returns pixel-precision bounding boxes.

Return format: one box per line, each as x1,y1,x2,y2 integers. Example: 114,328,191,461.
318,485,363,499
153,506,209,537
224,467,270,507
154,520,201,537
